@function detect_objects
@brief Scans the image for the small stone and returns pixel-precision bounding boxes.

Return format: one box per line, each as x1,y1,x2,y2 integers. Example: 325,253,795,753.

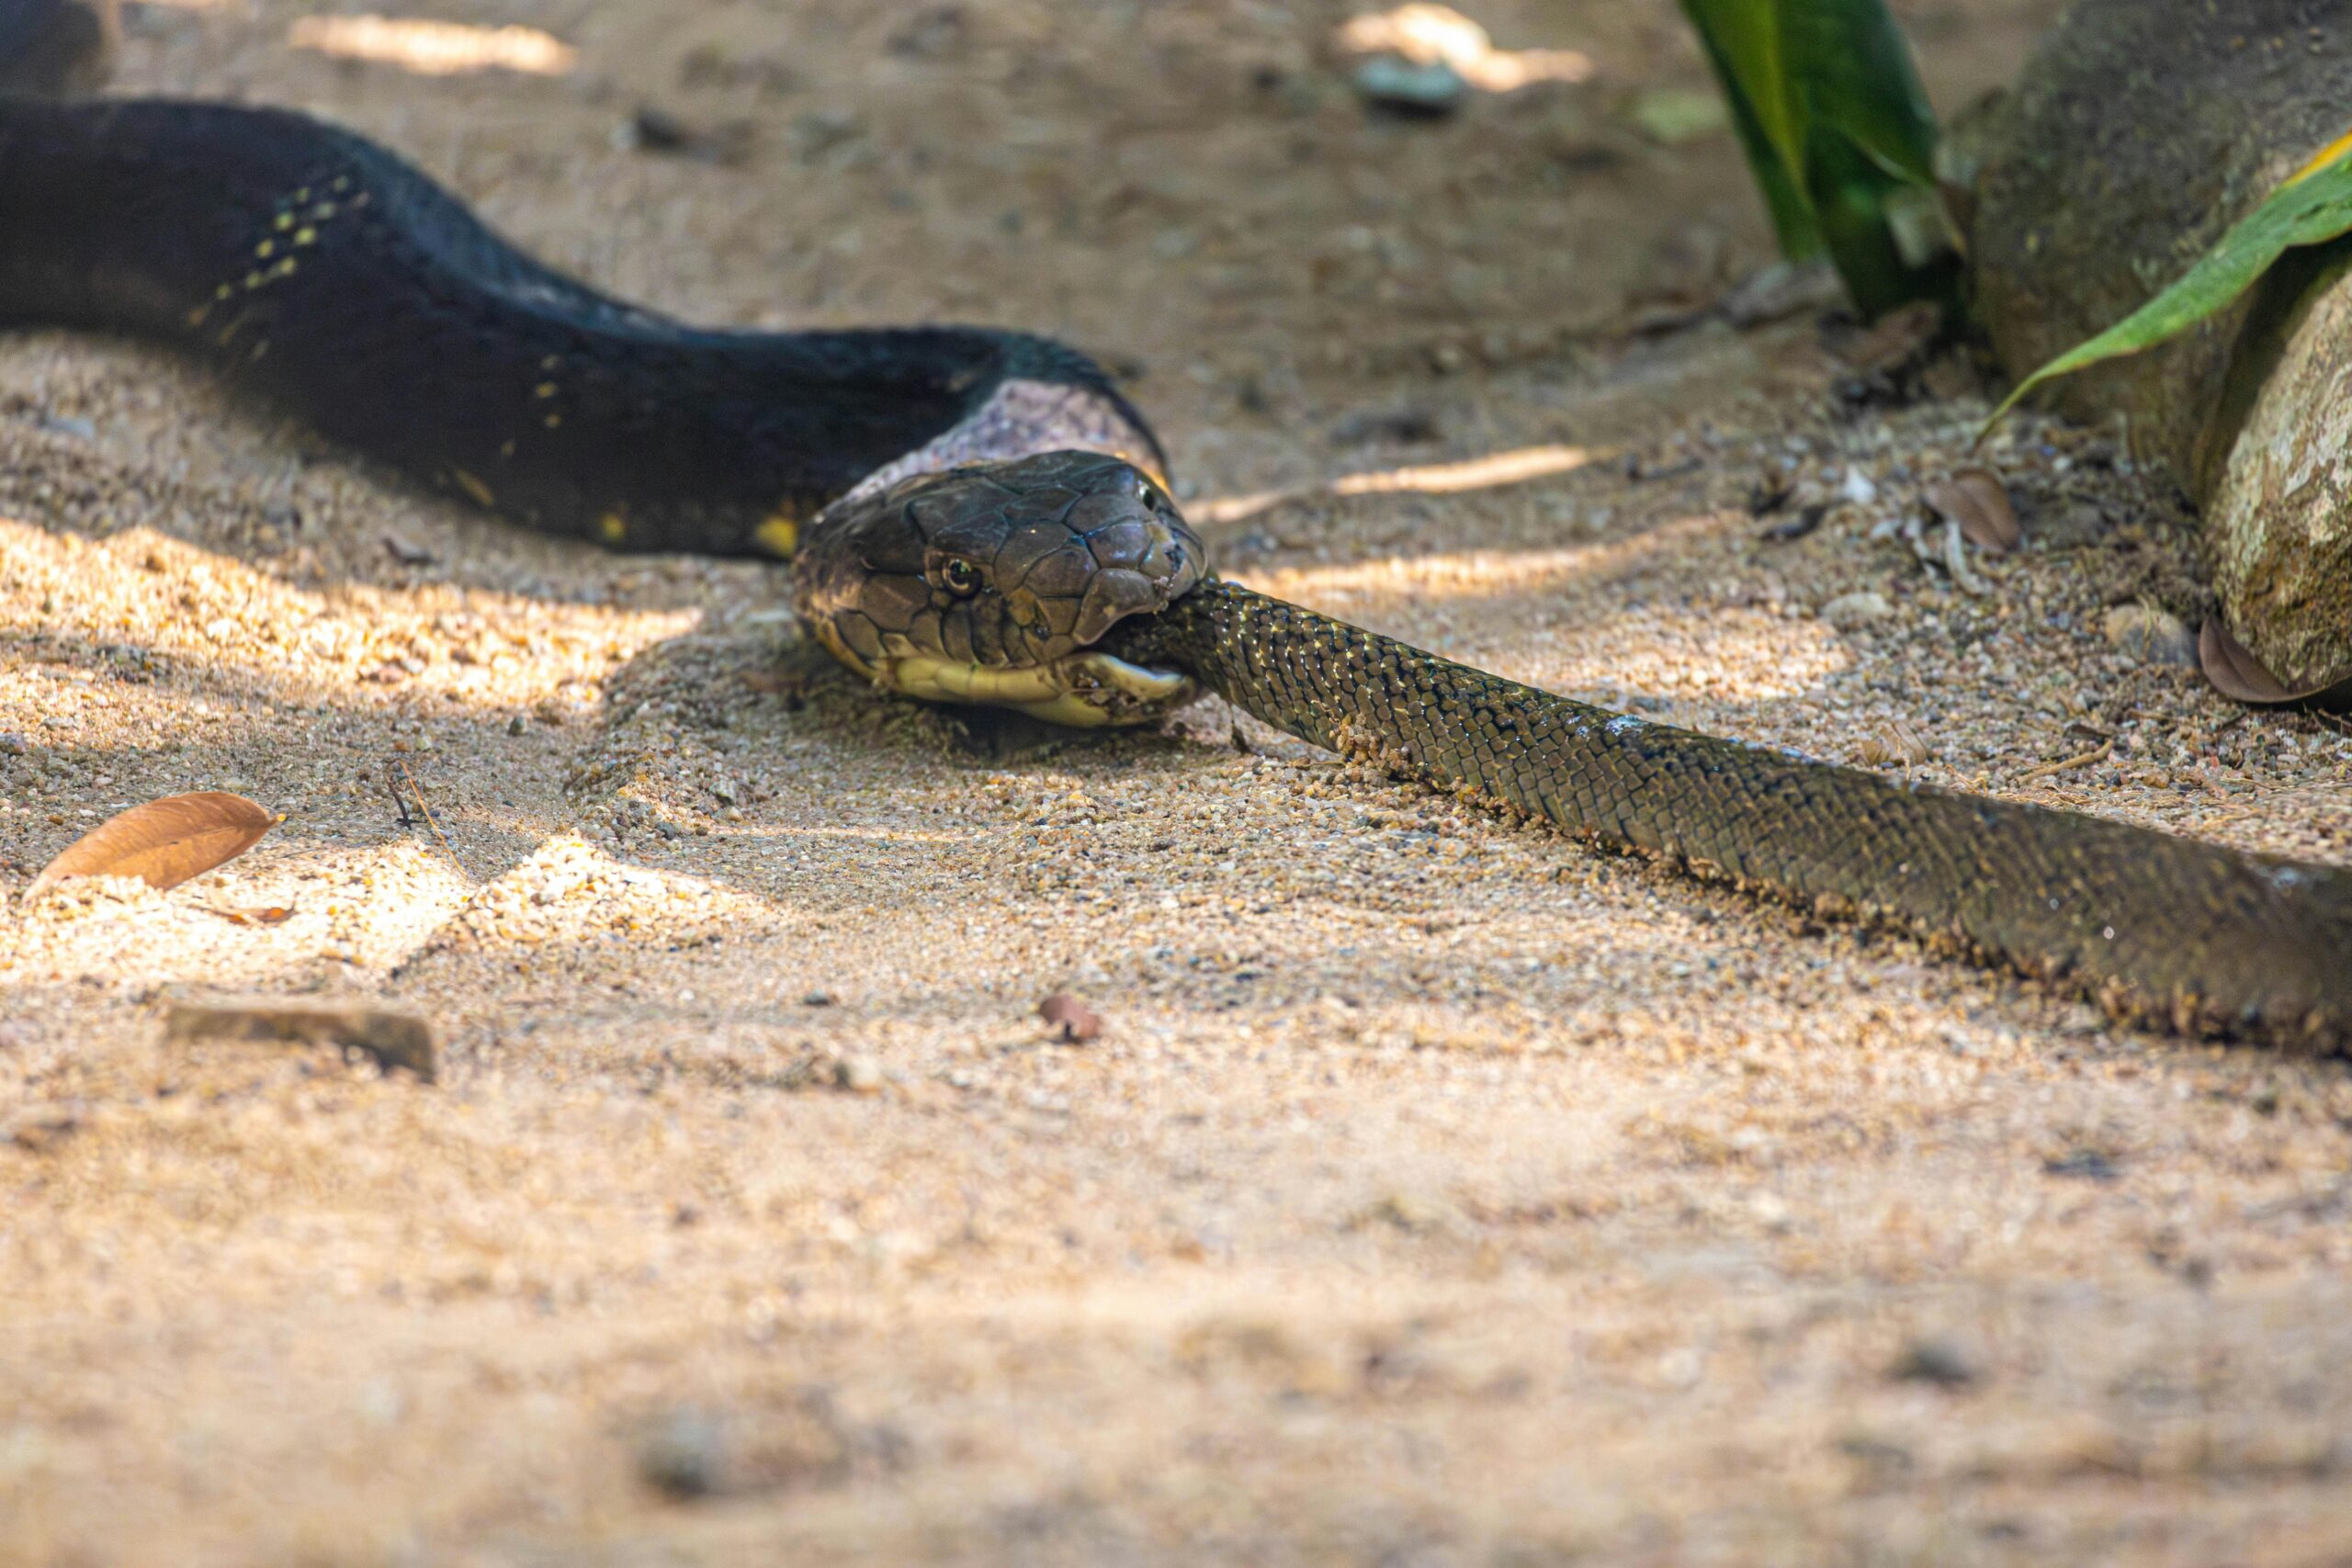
614,105,693,153
800,991,834,1008
1627,86,1726,144
0,733,26,755
506,715,528,737
831,1055,883,1094
2101,604,2197,667
1821,591,1893,631
163,998,437,1082
1351,55,1466,118
635,1407,728,1499
1840,468,1879,506
1889,1337,1978,1388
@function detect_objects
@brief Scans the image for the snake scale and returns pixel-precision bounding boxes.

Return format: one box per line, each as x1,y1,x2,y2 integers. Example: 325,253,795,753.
2,3,2346,1049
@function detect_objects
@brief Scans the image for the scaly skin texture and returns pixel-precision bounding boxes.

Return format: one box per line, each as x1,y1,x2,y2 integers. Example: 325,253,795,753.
1106,581,2352,1052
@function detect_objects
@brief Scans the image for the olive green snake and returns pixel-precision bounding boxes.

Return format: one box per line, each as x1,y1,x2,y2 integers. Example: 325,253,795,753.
3,1,2346,1048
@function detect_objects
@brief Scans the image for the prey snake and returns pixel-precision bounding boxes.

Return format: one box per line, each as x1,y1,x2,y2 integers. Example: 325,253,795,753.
2,7,2346,1048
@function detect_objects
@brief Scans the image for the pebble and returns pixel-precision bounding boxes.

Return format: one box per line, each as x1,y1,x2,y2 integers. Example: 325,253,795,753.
1820,591,1893,631
2100,604,2196,666
1351,56,1466,117
830,1055,883,1094
634,1407,728,1499
1889,1337,1979,1388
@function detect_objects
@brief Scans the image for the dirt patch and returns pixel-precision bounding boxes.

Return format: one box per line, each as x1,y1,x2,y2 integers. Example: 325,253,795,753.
3,3,2349,1565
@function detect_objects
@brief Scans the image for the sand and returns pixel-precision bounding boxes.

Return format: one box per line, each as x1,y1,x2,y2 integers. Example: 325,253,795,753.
3,2,2350,1563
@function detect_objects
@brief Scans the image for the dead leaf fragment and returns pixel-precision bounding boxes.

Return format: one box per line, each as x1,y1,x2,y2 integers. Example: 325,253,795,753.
1038,993,1102,1043
2199,620,2352,710
1924,468,2019,553
31,792,276,897
1856,719,1932,768
207,900,295,927
163,998,437,1082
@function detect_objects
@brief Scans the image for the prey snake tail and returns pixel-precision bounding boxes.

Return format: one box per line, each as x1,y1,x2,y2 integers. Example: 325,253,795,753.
1106,584,2352,1049
1,0,2346,1046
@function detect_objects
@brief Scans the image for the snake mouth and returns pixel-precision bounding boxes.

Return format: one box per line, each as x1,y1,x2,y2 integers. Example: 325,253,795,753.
879,649,1195,728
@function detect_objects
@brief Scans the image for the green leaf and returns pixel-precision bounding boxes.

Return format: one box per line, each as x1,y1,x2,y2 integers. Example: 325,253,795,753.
1675,0,1943,315
1987,143,2352,425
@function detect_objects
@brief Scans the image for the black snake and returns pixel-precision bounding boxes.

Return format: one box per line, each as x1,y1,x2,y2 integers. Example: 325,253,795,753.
2,6,2346,1049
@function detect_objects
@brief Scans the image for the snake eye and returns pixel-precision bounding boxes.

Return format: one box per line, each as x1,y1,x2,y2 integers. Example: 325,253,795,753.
939,557,980,596
1136,475,1173,513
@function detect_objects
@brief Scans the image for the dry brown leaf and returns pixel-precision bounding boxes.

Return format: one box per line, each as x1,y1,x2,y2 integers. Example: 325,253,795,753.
207,900,295,927
1039,993,1102,1043
2199,621,2352,710
162,998,437,1081
31,792,276,897
1924,468,2019,553
1857,720,1932,768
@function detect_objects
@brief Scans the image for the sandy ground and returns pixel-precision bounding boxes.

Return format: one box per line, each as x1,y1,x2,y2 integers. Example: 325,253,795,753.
5,1,2352,1563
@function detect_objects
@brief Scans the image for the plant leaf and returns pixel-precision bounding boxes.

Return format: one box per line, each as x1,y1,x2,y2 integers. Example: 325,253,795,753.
1676,0,1942,312
1988,139,2352,427
31,791,276,896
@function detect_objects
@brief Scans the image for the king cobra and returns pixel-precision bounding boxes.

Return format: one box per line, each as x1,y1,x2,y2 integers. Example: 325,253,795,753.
2,4,2346,1049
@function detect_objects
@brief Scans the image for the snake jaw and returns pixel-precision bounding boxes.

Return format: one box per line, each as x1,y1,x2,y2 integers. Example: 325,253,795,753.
875,649,1195,728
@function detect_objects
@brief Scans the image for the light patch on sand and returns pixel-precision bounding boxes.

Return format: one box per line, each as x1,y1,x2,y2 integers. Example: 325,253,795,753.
1242,515,1849,704
1249,512,1710,604
0,519,689,712
1197,444,1602,525
1336,4,1596,91
287,15,577,77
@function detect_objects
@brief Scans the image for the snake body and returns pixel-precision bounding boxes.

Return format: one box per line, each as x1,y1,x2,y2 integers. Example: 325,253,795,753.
2,10,2346,1047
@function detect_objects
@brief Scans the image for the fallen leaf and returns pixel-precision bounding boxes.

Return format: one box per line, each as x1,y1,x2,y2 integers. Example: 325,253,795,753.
1855,719,1931,768
2199,620,2352,710
162,998,436,1081
31,792,276,897
207,900,295,927
1924,468,2019,552
1038,993,1102,1043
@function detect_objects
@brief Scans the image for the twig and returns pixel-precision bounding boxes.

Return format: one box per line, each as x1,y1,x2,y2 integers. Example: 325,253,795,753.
390,758,464,875
1940,517,1986,596
2019,740,2112,782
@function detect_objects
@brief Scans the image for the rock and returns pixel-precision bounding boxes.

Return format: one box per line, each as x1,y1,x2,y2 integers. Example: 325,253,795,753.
2203,249,2352,688
2101,604,2197,667
1351,56,1465,118
1889,1338,1979,1388
163,998,437,1082
635,1407,728,1499
1967,0,2352,691
1821,592,1893,631
830,1055,883,1094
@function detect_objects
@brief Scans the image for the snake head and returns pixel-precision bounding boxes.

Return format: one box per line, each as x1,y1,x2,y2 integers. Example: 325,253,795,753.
792,448,1206,727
